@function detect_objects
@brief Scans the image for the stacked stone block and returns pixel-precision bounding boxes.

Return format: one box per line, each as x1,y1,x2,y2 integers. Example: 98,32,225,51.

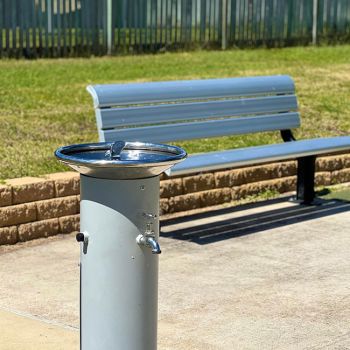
0,172,80,245
159,154,350,214
1,154,350,245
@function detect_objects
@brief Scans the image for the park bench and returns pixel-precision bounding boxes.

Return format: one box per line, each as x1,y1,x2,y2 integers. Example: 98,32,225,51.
87,75,350,205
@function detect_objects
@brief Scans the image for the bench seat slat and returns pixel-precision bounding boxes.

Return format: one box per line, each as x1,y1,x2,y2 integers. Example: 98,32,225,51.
87,75,295,108
170,136,350,176
98,95,298,129
102,113,300,143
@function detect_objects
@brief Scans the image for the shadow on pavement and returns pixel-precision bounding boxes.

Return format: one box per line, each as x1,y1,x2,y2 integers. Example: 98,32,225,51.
160,196,350,245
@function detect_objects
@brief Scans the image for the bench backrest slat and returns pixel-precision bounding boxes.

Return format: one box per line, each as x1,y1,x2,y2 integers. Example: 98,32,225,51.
97,95,298,129
103,112,300,143
87,75,300,143
87,75,295,108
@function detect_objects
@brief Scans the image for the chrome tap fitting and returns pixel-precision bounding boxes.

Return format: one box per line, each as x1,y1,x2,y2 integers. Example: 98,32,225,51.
136,234,161,254
136,222,161,254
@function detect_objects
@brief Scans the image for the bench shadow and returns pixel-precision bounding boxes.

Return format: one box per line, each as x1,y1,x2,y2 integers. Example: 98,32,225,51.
160,196,350,245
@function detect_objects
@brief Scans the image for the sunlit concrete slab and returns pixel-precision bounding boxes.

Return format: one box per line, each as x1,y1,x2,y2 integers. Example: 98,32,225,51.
0,197,350,349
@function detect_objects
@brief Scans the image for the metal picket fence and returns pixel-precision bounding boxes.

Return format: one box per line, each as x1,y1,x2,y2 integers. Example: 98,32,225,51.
0,0,349,58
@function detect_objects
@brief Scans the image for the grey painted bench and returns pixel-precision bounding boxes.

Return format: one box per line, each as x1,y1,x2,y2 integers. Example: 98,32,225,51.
87,75,350,204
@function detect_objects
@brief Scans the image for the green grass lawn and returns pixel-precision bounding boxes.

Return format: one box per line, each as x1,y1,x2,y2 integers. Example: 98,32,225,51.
0,45,349,180
320,186,350,202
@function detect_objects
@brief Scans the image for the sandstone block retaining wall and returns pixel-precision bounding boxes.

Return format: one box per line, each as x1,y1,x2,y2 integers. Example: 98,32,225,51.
1,154,350,245
0,172,80,245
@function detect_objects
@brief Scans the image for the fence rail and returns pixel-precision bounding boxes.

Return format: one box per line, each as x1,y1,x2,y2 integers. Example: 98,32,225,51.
0,0,349,58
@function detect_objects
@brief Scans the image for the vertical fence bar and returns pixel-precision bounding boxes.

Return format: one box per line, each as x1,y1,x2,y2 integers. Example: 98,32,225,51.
107,0,112,54
188,0,193,45
0,0,349,58
346,0,350,37
116,0,121,50
74,0,78,55
91,0,96,55
82,0,87,55
247,0,252,44
11,0,16,57
199,0,205,43
111,0,116,53
52,0,56,56
127,0,131,49
175,0,179,45
167,0,171,45
33,0,38,57
169,0,173,44
149,0,153,48
25,0,30,56
253,0,257,44
185,0,189,46
239,0,243,44
20,0,28,57
63,0,68,56
57,0,61,55
79,0,84,54
78,0,82,55
87,0,93,56
159,0,163,45
68,0,72,55
312,0,318,44
239,0,244,44
47,0,52,32
19,0,24,57
217,0,221,42
229,0,236,44
38,0,43,56
317,0,323,41
91,0,96,54
183,0,187,45
258,0,263,42
97,0,102,54
133,0,137,48
100,0,104,54
45,0,50,57
180,0,184,44
137,0,142,50
236,0,241,44
339,0,345,34
213,0,216,42
221,0,227,48
132,0,135,49
194,0,197,42
250,0,255,44
5,0,9,55
143,0,148,49
186,0,191,45
0,0,3,57
276,0,282,43
154,0,158,47
208,0,211,42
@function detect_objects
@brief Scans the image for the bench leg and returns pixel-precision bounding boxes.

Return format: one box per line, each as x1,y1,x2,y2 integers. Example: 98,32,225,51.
296,156,316,205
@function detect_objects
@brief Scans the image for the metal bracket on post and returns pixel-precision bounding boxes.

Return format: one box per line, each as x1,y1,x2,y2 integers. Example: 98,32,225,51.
296,156,316,205
76,232,89,254
280,129,296,142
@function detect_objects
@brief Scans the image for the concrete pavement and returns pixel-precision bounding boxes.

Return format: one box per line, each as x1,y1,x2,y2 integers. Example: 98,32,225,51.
1,196,350,349
0,309,78,350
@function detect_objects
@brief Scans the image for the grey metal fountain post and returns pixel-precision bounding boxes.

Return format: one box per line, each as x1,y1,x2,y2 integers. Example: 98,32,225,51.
55,141,186,350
